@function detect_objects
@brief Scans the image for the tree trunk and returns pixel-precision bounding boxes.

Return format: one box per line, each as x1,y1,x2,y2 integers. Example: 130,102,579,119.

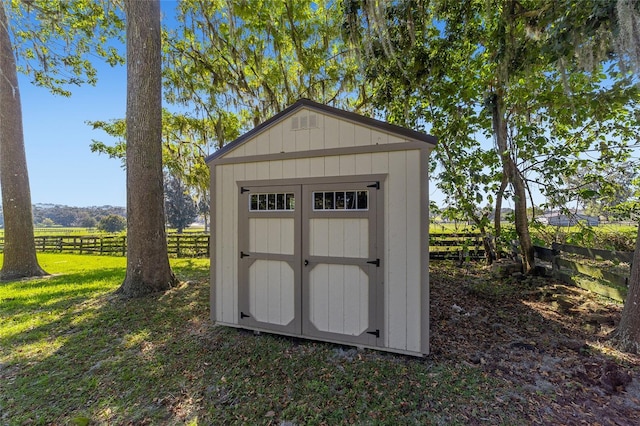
491,92,535,273
117,0,176,297
615,224,640,354
0,4,47,280
494,174,508,258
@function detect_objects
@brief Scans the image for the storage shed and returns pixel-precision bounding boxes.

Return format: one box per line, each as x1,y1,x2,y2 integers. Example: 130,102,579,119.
206,99,437,356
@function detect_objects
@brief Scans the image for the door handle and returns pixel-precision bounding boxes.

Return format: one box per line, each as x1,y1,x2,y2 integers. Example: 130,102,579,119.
304,259,309,266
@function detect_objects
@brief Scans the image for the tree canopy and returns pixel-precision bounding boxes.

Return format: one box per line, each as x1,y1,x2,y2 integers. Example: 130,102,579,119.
344,0,640,271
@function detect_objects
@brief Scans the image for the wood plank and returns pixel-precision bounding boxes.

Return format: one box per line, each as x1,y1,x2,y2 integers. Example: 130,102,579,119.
360,219,369,258
371,152,389,174
295,128,311,152
256,131,270,155
309,157,324,177
220,165,236,323
339,154,356,176
269,121,284,153
281,159,296,179
250,260,269,322
243,135,257,156
296,158,311,178
552,242,633,263
355,152,372,175
354,125,371,147
280,262,295,325
371,130,388,146
280,218,295,256
556,258,629,288
310,218,329,257
328,264,345,333
269,160,283,179
267,218,282,254
343,265,368,336
267,260,282,324
533,245,556,262
309,115,324,150
387,150,408,350
328,219,345,258
343,218,367,258
256,162,270,180
309,264,329,331
323,115,339,150
555,269,628,302
338,120,355,147
324,156,340,176
244,162,257,181
405,151,421,353
251,218,268,253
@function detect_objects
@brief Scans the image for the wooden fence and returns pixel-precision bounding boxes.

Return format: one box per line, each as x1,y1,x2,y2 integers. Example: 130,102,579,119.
429,232,486,260
0,234,210,258
534,243,632,302
3,232,630,302
1,232,486,260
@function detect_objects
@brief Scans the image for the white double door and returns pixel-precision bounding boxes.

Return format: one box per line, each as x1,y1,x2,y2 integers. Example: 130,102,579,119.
237,178,383,346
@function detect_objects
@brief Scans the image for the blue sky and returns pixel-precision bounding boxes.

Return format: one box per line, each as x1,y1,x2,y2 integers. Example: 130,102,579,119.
15,1,450,209
17,1,182,208
20,62,127,207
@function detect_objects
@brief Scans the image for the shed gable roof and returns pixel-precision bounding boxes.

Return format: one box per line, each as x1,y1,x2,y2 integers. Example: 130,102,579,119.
205,99,437,163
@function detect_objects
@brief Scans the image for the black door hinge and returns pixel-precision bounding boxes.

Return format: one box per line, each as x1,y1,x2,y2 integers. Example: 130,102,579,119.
366,329,380,338
367,259,380,267
240,187,250,194
367,181,380,190
240,251,250,258
240,312,250,319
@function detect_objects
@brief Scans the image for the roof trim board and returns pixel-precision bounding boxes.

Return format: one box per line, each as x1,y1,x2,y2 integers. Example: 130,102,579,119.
205,98,437,163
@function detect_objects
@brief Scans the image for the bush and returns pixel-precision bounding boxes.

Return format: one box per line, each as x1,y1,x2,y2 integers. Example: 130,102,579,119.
530,225,637,251
97,214,126,233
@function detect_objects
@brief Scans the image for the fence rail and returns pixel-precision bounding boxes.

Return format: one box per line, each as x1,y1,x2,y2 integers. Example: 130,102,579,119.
1,232,489,261
0,234,210,258
534,243,632,302
429,232,486,260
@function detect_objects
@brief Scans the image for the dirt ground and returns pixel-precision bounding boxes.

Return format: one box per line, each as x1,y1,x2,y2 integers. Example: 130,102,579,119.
429,261,640,425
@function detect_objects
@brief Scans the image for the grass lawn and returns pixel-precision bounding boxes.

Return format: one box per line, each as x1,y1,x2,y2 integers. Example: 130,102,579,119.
0,253,516,425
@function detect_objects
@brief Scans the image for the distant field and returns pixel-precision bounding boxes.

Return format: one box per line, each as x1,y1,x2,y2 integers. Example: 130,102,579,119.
0,226,208,237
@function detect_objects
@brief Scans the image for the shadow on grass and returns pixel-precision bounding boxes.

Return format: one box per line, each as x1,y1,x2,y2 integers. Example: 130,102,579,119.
2,257,521,425
0,261,213,424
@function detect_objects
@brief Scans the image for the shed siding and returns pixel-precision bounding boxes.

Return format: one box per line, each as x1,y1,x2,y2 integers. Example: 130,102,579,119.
216,164,239,324
214,149,424,353
217,107,414,159
405,152,423,353
387,151,408,350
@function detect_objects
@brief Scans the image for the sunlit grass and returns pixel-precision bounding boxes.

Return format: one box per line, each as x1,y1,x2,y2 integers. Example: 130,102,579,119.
0,253,517,425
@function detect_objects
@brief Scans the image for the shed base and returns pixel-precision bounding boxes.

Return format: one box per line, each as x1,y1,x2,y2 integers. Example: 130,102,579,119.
214,322,427,358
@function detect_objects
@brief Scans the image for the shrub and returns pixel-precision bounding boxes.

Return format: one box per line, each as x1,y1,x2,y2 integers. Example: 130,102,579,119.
97,214,126,233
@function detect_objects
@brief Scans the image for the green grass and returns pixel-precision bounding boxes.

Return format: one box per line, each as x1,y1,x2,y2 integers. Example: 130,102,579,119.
1,253,518,425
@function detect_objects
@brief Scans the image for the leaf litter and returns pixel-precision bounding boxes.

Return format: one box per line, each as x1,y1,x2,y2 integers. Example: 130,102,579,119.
429,260,640,425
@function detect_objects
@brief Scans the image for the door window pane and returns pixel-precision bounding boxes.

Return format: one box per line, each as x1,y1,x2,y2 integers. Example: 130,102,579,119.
249,192,295,211
323,192,335,209
312,190,368,211
357,191,368,210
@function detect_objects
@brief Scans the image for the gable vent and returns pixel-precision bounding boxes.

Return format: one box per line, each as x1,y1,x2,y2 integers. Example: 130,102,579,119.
291,114,318,131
